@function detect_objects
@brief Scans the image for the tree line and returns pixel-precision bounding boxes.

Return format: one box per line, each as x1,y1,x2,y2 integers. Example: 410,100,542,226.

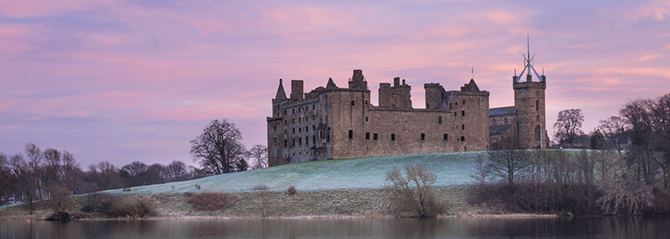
473,93,670,215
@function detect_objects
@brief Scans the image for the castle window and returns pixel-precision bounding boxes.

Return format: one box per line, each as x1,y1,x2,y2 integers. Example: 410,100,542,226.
274,137,277,146
455,102,458,106
298,117,301,123
463,99,465,104
438,116,442,124
504,118,508,124
274,126,276,131
366,132,370,140
427,103,430,108
313,125,316,131
536,100,539,112
284,110,287,115
293,128,295,134
292,109,295,113
535,125,541,141
461,136,465,141
349,130,353,139
292,138,295,146
306,117,308,122
298,107,301,112
537,115,540,121
305,126,308,132
365,100,368,105
299,137,302,145
454,112,457,117
462,110,465,116
292,119,295,124
421,133,425,140
391,134,396,141
351,100,355,106
443,134,448,141
313,135,316,144
285,140,287,147
365,117,368,122
373,133,378,140
306,136,309,145
449,103,452,109
462,124,465,130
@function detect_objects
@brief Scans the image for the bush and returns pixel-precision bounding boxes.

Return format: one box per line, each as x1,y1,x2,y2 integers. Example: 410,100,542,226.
107,197,155,218
385,165,445,218
287,185,297,195
81,193,155,218
81,193,116,213
185,192,234,211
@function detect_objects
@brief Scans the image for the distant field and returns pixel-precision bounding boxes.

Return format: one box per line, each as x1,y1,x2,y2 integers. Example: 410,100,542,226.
114,151,489,195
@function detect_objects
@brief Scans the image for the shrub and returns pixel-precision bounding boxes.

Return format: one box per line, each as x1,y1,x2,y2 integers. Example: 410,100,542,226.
81,193,116,213
287,185,297,195
185,192,234,211
385,165,445,218
107,197,155,218
253,185,271,217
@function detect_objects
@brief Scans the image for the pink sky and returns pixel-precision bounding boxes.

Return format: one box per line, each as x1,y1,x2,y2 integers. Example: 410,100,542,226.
1,0,669,168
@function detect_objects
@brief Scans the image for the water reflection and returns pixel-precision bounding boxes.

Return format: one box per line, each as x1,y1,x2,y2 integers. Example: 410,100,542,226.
1,217,669,239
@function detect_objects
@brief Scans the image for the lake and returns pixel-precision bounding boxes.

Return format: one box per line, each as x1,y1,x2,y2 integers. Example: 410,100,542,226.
1,217,669,238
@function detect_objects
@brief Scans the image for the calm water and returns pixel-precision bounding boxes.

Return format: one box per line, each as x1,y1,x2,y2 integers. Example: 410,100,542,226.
1,217,670,239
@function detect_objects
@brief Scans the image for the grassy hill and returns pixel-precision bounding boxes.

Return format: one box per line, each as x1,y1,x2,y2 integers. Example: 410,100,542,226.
116,151,487,195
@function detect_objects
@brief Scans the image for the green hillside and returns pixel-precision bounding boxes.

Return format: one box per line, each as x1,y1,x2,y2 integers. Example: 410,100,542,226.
115,151,488,195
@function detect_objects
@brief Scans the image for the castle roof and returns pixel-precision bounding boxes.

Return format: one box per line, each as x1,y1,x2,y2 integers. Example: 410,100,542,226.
490,124,513,135
326,77,337,89
274,78,287,100
489,106,515,116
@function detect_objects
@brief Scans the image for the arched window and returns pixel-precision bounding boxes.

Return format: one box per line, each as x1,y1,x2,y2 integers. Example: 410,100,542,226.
536,100,539,112
535,125,541,141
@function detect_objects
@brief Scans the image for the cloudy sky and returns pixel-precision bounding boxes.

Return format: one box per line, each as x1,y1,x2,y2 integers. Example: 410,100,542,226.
1,0,669,168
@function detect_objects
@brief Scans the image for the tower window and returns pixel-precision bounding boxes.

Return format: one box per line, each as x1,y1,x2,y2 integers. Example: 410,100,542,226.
535,125,541,141
536,100,539,112
454,112,457,117
373,133,378,140
461,136,465,142
274,137,277,146
284,140,287,147
366,132,370,140
462,124,465,130
351,100,355,106
391,134,396,141
443,134,448,140
349,130,353,139
421,133,425,140
462,110,465,116
366,117,369,122
438,116,442,124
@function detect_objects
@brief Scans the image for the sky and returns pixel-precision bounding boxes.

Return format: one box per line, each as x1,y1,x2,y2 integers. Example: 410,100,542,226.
1,0,669,168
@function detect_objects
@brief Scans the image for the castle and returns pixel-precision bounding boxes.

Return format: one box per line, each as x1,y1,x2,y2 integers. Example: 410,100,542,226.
266,51,549,166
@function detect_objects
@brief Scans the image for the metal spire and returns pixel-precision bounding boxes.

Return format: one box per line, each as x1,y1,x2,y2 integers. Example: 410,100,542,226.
515,32,544,83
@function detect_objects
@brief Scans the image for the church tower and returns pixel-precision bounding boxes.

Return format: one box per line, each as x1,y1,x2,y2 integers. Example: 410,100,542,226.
512,35,549,149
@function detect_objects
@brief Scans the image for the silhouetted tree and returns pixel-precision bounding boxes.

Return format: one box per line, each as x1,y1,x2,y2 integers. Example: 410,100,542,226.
553,109,585,148
88,161,124,191
590,129,607,150
487,138,531,186
121,161,148,187
598,116,629,155
248,144,268,170
190,119,247,174
166,161,190,181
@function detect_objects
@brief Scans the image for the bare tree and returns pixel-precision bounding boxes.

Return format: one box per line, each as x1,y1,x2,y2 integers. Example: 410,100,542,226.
166,161,190,181
598,116,629,155
24,143,45,200
385,165,444,217
10,154,38,213
553,109,585,148
248,145,268,170
0,153,15,209
487,139,531,186
470,155,490,184
120,161,148,187
88,161,124,191
190,119,247,174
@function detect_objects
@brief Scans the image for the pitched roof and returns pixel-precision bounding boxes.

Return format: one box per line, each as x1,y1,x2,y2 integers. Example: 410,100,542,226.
326,77,337,89
490,124,513,134
489,106,516,116
274,78,287,100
